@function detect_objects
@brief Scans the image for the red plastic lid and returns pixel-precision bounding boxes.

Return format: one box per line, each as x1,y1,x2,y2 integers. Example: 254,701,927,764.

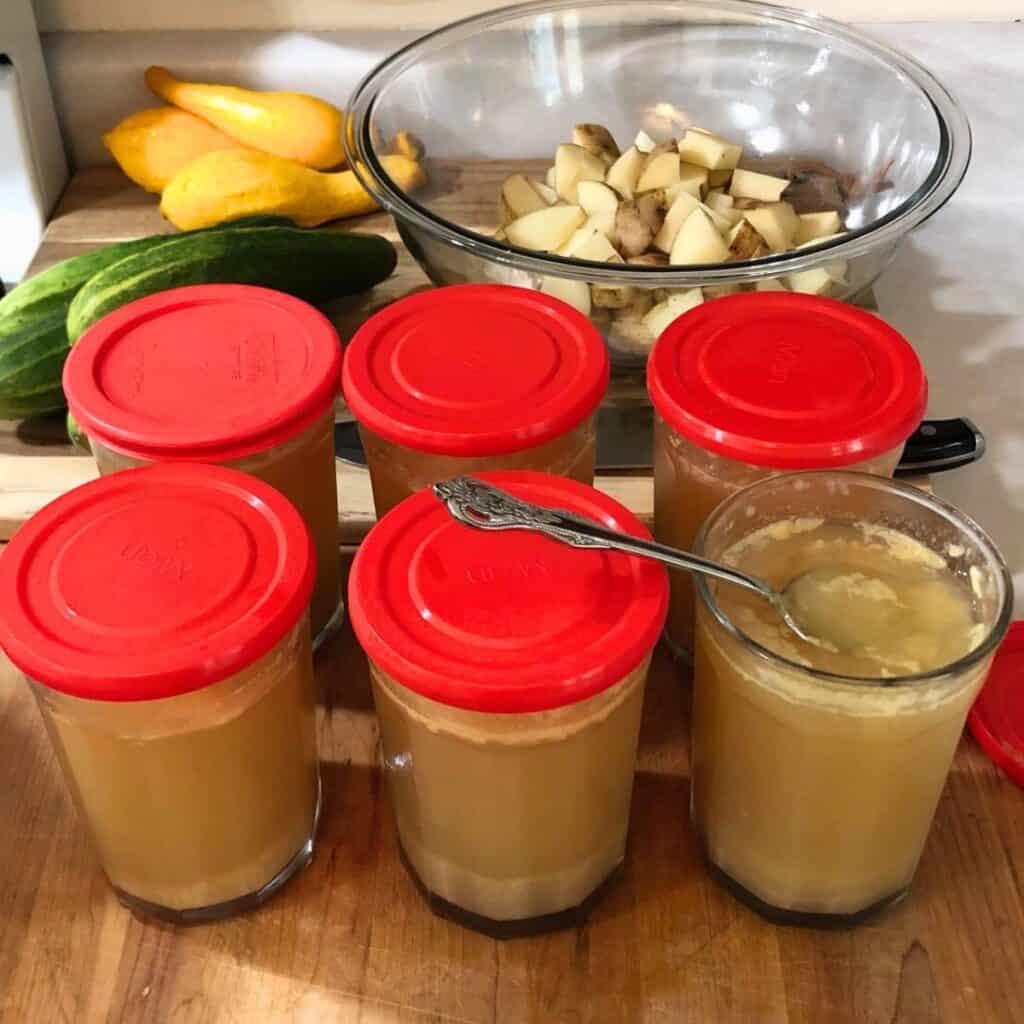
969,621,1024,789
647,293,927,468
0,463,314,702
348,471,667,713
63,285,342,462
342,284,609,456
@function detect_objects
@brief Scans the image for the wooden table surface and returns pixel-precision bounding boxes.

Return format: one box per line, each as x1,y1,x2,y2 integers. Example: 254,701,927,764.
2,170,1024,1024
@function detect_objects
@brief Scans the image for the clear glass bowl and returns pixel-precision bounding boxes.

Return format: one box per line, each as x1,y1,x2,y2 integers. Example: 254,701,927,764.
346,0,970,366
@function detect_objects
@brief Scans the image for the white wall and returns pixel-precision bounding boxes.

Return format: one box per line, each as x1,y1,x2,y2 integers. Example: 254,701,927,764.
30,0,1023,30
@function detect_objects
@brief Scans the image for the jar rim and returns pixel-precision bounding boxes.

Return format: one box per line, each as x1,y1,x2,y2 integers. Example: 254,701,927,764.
693,470,1014,687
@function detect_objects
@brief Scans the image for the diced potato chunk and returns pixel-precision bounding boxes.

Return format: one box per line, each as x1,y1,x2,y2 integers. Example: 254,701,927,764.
743,203,799,253
605,146,646,200
707,168,733,188
787,263,848,295
634,130,657,153
501,174,550,219
506,204,586,251
653,191,701,253
577,180,619,217
679,162,709,197
554,143,607,202
609,318,658,355
670,209,730,265
703,283,741,299
728,220,769,260
643,288,704,338
583,210,617,242
677,129,742,171
795,210,843,245
541,276,591,315
729,168,790,202
573,123,621,162
532,181,559,205
636,152,682,193
563,224,621,262
591,283,636,309
704,190,742,224
755,278,788,291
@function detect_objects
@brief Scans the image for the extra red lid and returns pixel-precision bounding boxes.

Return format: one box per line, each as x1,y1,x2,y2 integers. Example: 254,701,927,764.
647,293,927,468
348,471,668,713
0,463,314,702
64,285,342,462
969,621,1024,789
342,284,609,456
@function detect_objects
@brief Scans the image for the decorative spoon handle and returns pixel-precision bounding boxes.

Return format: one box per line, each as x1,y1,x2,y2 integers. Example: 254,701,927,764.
432,476,774,601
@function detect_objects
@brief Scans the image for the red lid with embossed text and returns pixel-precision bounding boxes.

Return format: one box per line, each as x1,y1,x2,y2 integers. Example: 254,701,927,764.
0,463,314,701
348,472,667,713
342,284,609,456
969,621,1024,790
63,285,342,462
647,292,927,469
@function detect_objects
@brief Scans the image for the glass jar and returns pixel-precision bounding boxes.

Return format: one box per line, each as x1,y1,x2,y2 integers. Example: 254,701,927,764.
63,284,343,646
0,463,320,923
349,471,667,935
649,292,926,657
343,284,608,516
691,471,1012,926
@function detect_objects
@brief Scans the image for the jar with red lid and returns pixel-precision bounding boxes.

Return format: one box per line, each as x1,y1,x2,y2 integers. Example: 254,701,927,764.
348,471,667,935
0,464,320,922
342,284,609,516
647,293,927,656
63,284,343,646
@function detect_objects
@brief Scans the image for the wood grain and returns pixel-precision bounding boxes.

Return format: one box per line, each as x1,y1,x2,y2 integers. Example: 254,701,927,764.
2,605,1023,1024
0,169,1021,1024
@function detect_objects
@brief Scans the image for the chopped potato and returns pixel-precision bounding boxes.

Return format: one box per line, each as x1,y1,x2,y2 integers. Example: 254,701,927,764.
606,146,646,199
678,129,742,171
554,144,606,202
541,276,591,315
730,168,790,203
670,209,729,265
796,210,843,244
505,204,585,250
494,119,849,352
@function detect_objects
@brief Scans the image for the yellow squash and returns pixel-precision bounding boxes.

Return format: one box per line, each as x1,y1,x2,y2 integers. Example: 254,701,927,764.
103,107,246,193
145,65,347,170
160,148,426,230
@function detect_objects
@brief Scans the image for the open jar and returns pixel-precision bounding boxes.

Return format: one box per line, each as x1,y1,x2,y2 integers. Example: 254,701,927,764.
63,284,343,646
348,471,667,935
690,471,1012,925
648,293,927,657
0,464,320,922
342,285,609,516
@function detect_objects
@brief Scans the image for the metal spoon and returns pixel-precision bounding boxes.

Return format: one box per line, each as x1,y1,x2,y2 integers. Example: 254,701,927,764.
432,476,827,649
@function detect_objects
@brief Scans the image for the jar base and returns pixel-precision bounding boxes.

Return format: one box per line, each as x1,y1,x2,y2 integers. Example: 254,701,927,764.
313,598,347,654
114,780,321,925
398,842,621,939
704,853,908,929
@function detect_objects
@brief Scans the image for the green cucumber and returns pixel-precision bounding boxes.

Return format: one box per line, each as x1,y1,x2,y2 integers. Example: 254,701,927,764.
0,215,295,333
68,225,397,342
0,312,70,418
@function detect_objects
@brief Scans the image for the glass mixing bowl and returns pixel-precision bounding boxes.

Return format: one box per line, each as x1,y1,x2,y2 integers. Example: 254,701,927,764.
346,0,970,366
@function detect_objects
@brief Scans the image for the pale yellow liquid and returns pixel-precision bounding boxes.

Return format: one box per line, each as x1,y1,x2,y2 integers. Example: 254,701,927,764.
34,622,319,913
692,520,990,917
370,658,649,923
93,411,341,642
652,415,901,655
360,415,596,517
